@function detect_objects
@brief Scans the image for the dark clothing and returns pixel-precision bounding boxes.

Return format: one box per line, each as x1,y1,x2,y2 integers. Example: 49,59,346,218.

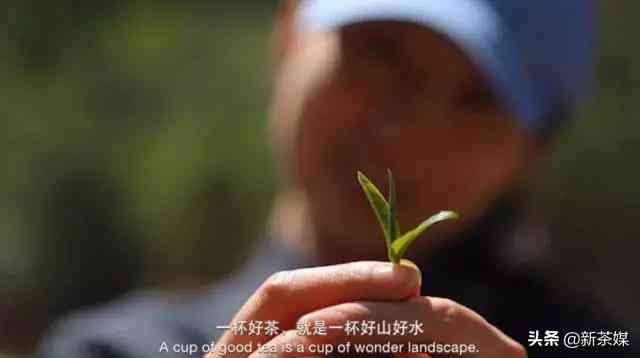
37,199,635,357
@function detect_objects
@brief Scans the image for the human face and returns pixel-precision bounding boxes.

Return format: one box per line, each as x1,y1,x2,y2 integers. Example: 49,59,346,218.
270,21,537,258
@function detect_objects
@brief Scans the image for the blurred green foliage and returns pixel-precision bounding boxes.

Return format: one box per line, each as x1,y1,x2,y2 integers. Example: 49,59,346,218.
1,0,639,353
1,1,277,350
536,1,640,323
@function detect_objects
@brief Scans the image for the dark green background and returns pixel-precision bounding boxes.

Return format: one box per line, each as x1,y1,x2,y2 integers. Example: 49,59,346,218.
1,2,638,354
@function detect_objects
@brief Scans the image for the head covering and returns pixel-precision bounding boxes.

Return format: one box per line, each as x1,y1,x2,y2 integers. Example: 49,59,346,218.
297,0,597,135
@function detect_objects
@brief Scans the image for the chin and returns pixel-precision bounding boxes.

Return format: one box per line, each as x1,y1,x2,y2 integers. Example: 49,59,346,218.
313,209,384,251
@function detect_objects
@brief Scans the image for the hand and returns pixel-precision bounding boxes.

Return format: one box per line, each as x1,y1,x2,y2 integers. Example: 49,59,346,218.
206,261,526,357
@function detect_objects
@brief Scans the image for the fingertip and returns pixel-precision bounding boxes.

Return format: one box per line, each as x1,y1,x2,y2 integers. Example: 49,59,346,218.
379,260,421,297
398,258,422,289
367,261,420,297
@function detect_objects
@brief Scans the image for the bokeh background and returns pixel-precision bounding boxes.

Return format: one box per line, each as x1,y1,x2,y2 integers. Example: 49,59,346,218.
1,1,639,355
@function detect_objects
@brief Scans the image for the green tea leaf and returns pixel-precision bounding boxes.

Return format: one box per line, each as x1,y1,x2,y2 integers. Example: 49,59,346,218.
391,210,459,259
358,170,456,263
357,171,393,247
387,169,399,262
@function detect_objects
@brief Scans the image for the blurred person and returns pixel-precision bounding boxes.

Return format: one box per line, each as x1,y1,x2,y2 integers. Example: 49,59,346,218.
37,1,636,357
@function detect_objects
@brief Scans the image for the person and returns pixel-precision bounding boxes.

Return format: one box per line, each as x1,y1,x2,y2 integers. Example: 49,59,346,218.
37,1,635,357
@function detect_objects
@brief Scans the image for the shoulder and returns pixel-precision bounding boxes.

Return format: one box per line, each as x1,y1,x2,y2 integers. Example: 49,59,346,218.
36,238,297,358
37,290,194,358
37,280,259,358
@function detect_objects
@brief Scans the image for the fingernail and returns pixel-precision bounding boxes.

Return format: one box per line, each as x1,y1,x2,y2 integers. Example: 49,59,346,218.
372,262,397,280
373,261,421,292
399,258,422,288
